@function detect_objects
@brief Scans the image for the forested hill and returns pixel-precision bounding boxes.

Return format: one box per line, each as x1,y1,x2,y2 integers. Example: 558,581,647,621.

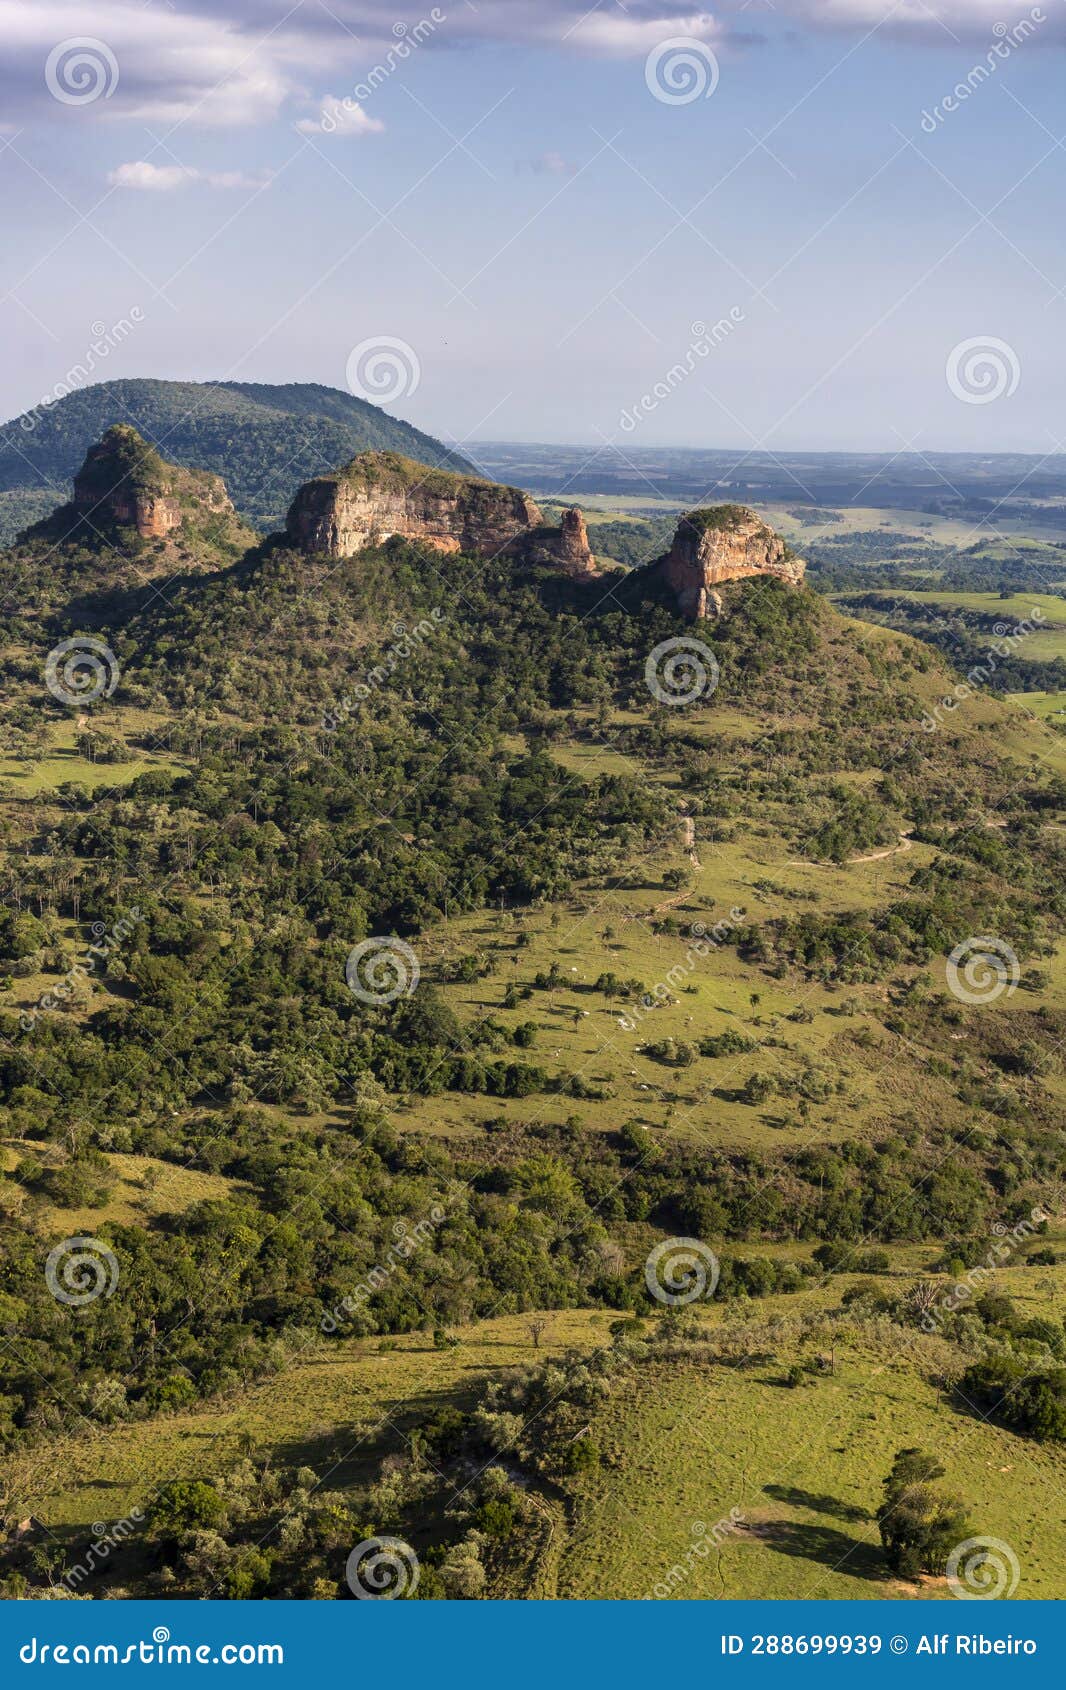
0,379,472,538
1,478,1066,1596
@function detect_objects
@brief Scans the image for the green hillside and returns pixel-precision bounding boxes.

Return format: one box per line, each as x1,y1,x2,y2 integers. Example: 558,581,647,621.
0,379,473,540
0,450,1064,1601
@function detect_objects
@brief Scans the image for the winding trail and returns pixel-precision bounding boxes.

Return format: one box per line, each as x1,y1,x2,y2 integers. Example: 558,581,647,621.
848,830,913,865
788,831,913,869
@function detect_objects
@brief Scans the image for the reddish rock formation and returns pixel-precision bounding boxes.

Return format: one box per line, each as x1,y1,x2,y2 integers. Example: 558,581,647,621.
287,452,540,559
556,507,597,578
73,425,239,543
286,451,599,577
657,505,804,618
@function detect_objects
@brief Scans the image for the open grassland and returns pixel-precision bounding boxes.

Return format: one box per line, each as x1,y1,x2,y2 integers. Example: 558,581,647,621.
551,1345,1066,1600
892,590,1066,624
0,706,187,797
887,590,1066,663
398,720,1054,1153
18,1256,1066,1591
400,897,970,1153
0,1145,242,1235
1010,690,1066,720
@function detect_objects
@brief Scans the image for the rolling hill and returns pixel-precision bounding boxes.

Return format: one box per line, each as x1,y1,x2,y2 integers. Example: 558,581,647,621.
0,379,473,542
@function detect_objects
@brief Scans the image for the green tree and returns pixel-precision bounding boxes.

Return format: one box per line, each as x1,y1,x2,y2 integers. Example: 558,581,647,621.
877,1448,968,1578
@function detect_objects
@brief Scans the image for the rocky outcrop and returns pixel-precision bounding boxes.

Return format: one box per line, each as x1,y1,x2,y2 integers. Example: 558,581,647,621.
74,424,238,541
556,507,596,578
657,505,804,618
286,451,599,577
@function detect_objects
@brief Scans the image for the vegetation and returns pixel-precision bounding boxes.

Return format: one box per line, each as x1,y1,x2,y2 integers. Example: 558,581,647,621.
0,436,1064,1600
0,380,472,532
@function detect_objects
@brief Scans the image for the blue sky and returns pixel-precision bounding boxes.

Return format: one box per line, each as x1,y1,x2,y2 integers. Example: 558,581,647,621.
2,2,1064,453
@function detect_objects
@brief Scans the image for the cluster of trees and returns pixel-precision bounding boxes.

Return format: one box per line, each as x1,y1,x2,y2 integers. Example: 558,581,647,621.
1,1086,1057,1444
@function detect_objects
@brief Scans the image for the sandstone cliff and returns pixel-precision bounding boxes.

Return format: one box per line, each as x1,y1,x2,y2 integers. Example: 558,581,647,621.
74,425,243,544
10,426,258,601
286,452,598,577
656,505,805,618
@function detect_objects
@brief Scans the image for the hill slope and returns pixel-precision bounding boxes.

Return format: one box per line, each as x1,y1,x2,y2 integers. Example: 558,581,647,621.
0,379,473,540
0,489,1064,1600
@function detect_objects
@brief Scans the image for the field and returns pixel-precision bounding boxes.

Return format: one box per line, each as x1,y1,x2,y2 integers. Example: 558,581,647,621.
1011,690,1066,720
0,707,187,797
16,1256,1066,1598
552,1344,1066,1601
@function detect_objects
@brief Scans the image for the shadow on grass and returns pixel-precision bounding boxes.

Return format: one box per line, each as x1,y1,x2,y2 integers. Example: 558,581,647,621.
763,1483,869,1524
748,1518,887,1583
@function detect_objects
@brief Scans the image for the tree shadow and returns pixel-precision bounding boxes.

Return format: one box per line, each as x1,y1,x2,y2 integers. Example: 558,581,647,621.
763,1483,869,1524
748,1519,887,1583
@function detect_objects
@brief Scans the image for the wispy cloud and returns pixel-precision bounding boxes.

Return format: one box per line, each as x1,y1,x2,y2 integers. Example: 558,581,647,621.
5,1,1062,134
517,151,579,177
108,159,273,190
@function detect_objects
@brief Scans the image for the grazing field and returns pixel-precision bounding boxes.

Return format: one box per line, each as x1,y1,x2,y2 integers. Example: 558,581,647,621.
1010,689,1066,720
891,591,1066,624
551,1348,1066,1601
0,708,187,796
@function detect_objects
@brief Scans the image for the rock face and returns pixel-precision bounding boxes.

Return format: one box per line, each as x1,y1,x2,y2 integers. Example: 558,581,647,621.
556,507,596,578
286,452,599,576
74,425,238,541
657,505,805,618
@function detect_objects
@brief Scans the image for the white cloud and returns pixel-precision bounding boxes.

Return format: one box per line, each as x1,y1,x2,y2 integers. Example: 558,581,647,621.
751,0,1062,45
203,167,273,188
3,0,1061,135
108,159,192,190
295,95,385,138
2,0,299,126
563,10,721,55
108,158,272,189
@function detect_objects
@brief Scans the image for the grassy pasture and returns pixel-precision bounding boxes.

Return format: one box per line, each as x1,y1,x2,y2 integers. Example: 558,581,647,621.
553,1346,1066,1600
